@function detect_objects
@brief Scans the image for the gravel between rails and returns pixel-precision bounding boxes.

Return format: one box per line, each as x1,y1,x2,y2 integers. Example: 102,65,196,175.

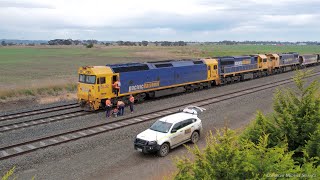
0,67,319,179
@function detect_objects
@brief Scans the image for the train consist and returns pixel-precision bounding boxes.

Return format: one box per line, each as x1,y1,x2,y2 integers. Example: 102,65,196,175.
77,53,320,110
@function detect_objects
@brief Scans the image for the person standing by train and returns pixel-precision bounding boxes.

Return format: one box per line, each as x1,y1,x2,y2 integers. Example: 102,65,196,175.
129,95,134,113
105,98,112,118
117,100,125,116
113,78,121,96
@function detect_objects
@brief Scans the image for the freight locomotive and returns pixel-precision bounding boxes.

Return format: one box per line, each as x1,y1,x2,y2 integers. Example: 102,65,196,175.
77,53,320,111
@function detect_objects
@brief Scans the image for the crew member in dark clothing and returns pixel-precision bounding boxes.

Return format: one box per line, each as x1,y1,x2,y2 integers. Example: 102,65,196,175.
129,95,134,113
105,98,112,118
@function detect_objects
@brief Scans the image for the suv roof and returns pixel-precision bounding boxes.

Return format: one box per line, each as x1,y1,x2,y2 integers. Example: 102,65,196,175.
158,112,196,124
158,106,205,124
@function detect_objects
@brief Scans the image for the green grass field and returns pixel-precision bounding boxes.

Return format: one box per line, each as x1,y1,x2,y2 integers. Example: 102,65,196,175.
0,45,319,99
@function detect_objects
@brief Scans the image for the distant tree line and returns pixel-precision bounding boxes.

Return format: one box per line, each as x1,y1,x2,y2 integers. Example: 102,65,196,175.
1,40,35,46
1,39,320,46
210,40,320,46
47,39,98,45
46,39,188,47
112,40,187,46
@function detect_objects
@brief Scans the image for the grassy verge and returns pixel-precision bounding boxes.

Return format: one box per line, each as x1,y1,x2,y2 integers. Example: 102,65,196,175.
0,45,318,101
0,83,77,100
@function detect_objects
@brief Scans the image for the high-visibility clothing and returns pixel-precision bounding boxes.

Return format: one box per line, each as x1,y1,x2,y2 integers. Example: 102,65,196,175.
113,81,120,89
129,96,134,103
105,99,112,106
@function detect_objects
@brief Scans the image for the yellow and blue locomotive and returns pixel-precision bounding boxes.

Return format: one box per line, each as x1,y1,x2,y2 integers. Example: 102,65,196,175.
77,59,219,110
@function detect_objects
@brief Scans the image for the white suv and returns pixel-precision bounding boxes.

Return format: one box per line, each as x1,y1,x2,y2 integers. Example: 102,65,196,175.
134,106,205,157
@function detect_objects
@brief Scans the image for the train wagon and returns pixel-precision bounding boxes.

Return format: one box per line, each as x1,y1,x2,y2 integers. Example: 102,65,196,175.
77,59,219,110
299,54,318,67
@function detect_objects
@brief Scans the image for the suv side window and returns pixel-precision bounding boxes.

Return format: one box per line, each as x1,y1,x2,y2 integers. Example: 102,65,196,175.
180,119,194,129
171,122,182,132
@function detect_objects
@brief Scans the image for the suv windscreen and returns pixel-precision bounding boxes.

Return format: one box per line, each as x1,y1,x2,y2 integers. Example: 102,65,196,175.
150,120,173,133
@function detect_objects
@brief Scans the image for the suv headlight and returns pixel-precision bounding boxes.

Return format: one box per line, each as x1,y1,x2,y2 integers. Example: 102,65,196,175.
148,141,157,145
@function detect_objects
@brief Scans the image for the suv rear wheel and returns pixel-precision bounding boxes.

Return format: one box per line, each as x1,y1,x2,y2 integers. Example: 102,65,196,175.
191,131,199,144
158,143,170,157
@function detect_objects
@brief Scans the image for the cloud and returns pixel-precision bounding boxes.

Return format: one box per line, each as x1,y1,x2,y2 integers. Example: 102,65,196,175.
0,0,319,41
0,0,54,9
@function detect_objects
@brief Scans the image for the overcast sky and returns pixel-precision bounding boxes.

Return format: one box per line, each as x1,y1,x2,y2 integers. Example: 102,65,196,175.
0,0,319,41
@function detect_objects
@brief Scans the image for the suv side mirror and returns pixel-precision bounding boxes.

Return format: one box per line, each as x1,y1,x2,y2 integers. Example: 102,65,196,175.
171,129,177,133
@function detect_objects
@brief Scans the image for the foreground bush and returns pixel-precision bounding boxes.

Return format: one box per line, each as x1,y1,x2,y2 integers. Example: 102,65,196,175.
175,128,319,180
242,70,320,162
174,70,320,179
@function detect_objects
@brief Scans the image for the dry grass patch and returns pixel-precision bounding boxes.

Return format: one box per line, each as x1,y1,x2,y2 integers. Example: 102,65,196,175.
0,83,77,101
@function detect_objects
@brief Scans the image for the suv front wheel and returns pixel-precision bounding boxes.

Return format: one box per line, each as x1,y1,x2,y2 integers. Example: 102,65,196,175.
158,143,170,157
191,131,199,144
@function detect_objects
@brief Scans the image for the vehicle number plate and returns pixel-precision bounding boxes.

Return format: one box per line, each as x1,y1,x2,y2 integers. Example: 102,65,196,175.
137,148,142,152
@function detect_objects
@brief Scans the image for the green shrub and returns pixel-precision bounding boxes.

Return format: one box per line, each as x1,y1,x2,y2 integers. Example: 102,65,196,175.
242,70,320,159
175,129,300,180
22,89,35,96
86,43,94,48
1,166,15,180
52,86,63,92
304,124,320,165
65,83,77,92
36,87,48,95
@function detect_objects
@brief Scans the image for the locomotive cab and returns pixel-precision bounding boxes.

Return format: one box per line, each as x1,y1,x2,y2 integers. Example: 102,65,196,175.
266,54,280,72
78,66,115,111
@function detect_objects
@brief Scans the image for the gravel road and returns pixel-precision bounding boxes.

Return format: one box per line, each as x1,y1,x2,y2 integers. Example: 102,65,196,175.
0,67,319,179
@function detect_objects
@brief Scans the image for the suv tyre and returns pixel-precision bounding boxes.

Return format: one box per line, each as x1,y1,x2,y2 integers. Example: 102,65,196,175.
158,143,170,157
191,131,199,144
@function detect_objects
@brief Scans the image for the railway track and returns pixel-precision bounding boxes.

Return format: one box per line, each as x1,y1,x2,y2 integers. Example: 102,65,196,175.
0,110,89,133
0,102,79,122
1,71,319,161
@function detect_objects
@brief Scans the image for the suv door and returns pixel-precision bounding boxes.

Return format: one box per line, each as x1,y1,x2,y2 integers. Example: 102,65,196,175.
170,122,184,146
180,119,196,141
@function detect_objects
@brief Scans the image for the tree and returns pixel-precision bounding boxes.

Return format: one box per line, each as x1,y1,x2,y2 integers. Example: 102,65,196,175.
1,40,7,46
141,41,148,46
242,70,320,159
86,43,94,48
273,70,320,154
117,41,124,46
241,112,281,147
175,128,244,180
174,128,301,180
304,124,320,165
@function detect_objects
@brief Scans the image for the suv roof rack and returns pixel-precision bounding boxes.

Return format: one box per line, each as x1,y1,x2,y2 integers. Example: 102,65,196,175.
180,106,206,115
